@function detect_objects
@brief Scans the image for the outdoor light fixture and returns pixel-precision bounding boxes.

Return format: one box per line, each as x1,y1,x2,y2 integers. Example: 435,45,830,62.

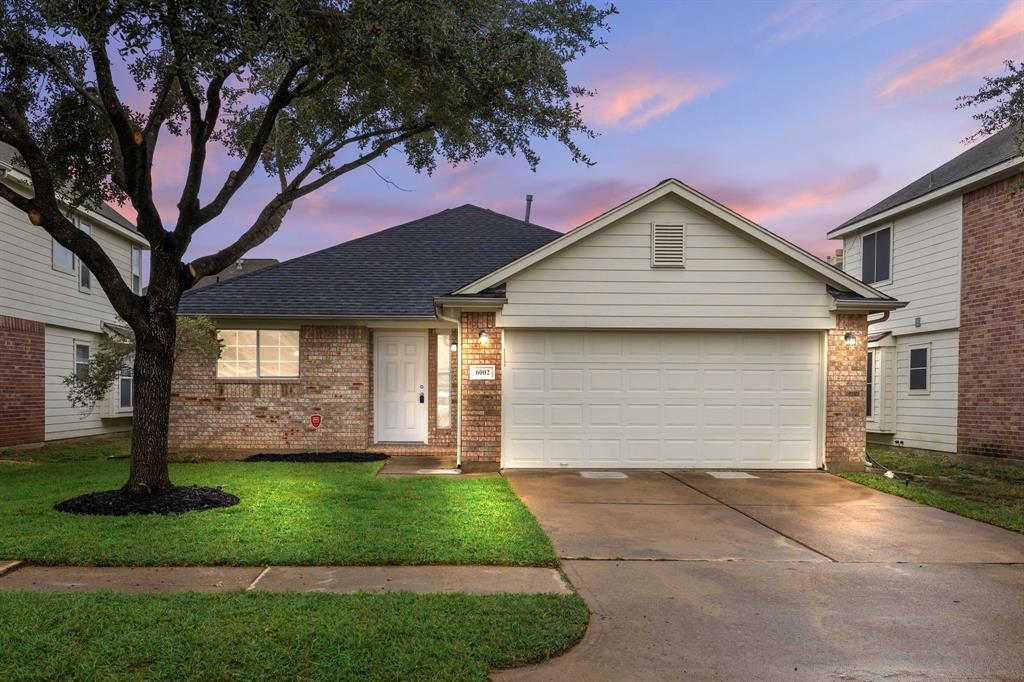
450,341,458,352
843,332,857,346
478,330,489,345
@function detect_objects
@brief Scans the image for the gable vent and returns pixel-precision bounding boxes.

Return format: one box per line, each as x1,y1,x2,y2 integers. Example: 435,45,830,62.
651,223,686,268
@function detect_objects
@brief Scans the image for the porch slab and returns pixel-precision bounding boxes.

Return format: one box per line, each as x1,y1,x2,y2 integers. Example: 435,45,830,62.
251,565,570,595
378,455,458,476
0,566,263,593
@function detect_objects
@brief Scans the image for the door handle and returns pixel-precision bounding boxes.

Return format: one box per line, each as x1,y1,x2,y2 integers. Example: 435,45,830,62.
419,393,425,404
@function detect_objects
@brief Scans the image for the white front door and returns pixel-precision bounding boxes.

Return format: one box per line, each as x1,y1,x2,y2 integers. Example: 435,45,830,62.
375,332,428,442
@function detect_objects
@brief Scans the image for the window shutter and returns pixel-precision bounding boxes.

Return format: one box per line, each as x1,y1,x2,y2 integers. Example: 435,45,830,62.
651,223,686,268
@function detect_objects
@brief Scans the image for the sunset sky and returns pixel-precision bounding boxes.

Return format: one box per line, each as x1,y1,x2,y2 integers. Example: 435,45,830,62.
120,0,1024,278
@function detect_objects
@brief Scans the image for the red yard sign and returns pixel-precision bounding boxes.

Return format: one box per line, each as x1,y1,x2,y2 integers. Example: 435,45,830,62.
310,414,322,429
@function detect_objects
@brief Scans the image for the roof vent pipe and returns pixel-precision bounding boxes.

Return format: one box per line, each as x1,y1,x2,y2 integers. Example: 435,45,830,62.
524,194,533,225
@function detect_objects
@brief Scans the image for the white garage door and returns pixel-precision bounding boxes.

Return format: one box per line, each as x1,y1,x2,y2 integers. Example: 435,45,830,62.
502,331,822,469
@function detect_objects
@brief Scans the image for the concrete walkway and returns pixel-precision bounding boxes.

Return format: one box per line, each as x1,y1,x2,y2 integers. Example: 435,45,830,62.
0,563,570,595
498,470,1024,681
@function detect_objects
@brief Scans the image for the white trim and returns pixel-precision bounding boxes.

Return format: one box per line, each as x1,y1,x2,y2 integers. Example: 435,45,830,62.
373,330,428,444
817,331,827,469
828,156,1024,239
456,178,889,300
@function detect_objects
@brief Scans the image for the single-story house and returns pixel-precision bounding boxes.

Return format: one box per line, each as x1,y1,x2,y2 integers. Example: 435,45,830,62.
173,179,904,471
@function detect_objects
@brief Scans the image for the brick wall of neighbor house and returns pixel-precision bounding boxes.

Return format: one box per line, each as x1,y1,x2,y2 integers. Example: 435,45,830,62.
460,312,502,469
169,325,372,453
825,314,869,472
958,174,1024,461
0,315,45,447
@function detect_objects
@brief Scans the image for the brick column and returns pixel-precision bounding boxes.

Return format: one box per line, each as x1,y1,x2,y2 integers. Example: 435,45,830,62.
460,312,502,471
825,313,868,472
0,315,45,447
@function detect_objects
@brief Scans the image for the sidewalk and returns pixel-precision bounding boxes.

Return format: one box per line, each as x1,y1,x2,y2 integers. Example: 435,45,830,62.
0,562,569,595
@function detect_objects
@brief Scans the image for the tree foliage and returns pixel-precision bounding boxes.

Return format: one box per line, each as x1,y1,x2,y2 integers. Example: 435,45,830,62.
63,316,222,412
958,59,1024,151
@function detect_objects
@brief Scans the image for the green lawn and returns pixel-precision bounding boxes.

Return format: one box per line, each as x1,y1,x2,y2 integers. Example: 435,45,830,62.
0,591,587,681
842,447,1024,534
0,439,556,566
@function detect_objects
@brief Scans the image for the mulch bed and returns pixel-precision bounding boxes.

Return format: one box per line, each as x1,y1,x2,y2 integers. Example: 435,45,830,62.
54,486,240,516
244,452,389,463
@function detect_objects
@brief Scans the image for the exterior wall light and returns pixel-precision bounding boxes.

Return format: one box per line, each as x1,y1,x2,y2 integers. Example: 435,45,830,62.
843,331,857,346
478,330,489,345
450,341,458,352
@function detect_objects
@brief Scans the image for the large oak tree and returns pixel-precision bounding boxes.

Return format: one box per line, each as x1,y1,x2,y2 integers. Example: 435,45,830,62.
0,0,613,494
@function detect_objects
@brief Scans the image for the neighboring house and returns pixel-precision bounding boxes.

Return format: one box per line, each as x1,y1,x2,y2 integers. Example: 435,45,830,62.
0,142,149,447
828,126,1023,461
173,179,901,472
193,258,279,289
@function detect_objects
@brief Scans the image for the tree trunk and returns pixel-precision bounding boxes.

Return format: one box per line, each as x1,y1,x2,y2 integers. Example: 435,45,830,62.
123,325,177,495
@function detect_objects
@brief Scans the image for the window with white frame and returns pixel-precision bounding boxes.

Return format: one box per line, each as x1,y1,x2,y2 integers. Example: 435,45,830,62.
217,330,299,378
119,356,134,409
436,333,452,428
74,342,90,381
861,226,891,284
53,237,75,272
909,345,929,392
131,246,143,294
78,223,92,292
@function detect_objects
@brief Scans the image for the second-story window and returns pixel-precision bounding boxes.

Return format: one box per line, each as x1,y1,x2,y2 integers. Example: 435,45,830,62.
862,226,891,284
53,238,75,272
131,246,143,294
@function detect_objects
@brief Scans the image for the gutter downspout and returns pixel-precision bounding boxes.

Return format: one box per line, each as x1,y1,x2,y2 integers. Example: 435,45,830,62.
868,311,891,326
435,304,462,469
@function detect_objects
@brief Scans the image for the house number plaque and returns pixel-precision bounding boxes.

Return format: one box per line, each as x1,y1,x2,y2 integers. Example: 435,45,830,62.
469,365,495,380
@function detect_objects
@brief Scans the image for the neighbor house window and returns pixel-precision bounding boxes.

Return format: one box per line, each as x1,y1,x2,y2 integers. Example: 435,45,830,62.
78,223,92,292
866,350,874,418
437,333,452,428
861,226,891,284
119,358,134,409
53,238,75,272
217,330,299,378
909,345,929,392
74,342,90,381
131,246,143,294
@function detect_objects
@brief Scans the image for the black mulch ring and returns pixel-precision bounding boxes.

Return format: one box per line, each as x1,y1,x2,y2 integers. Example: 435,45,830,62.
244,452,389,463
54,486,240,516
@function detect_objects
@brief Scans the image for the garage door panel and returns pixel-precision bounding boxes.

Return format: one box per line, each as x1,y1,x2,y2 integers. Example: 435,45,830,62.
503,331,821,469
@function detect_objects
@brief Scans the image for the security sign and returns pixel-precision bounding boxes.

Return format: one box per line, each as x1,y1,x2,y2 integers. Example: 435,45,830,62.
310,414,322,429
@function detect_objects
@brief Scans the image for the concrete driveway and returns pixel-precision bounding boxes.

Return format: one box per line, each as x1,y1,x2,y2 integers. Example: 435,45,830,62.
498,470,1024,681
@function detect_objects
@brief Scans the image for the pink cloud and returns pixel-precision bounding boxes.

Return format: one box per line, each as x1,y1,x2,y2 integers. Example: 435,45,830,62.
756,0,837,46
730,165,881,222
586,73,723,129
876,1,1024,99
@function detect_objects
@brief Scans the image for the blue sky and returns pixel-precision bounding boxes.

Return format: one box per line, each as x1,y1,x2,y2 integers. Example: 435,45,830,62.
124,0,1023,278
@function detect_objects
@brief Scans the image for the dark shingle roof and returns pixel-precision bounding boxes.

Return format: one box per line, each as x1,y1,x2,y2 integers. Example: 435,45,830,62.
0,141,139,234
194,258,280,289
833,126,1022,232
179,205,561,318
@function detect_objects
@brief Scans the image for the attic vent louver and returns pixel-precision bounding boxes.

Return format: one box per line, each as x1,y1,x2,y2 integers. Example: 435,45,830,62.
651,223,686,268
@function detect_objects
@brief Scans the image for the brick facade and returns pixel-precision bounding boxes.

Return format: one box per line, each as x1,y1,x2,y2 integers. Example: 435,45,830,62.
958,174,1024,460
459,312,502,469
0,315,45,447
825,314,869,472
170,324,457,457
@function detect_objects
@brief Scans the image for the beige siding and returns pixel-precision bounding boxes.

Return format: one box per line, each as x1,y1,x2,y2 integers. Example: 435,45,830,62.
0,198,135,332
842,195,961,336
500,195,835,329
889,330,959,453
44,326,130,440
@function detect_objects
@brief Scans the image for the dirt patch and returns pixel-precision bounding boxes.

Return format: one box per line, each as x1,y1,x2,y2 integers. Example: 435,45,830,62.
244,452,389,463
54,486,240,516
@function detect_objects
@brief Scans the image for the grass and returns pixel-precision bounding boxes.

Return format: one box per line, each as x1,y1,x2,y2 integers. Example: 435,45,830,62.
0,591,588,681
0,438,557,566
842,446,1024,534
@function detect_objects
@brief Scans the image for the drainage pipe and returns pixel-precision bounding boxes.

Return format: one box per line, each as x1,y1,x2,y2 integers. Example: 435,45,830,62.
435,305,462,469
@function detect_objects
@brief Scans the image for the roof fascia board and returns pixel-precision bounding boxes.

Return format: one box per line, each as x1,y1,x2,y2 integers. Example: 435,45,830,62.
828,157,1024,239
179,312,438,321
831,298,908,313
457,179,887,299
0,164,148,247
